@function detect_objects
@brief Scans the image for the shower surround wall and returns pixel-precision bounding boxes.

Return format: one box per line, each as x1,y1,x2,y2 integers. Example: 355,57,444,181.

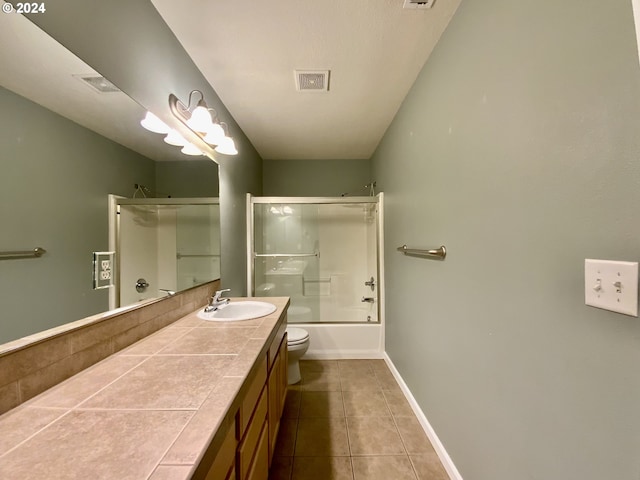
372,1,640,479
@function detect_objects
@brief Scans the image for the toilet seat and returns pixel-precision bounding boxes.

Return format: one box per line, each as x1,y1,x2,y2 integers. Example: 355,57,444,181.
287,327,309,346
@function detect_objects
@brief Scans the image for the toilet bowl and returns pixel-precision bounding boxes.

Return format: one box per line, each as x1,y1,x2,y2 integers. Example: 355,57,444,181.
286,327,310,385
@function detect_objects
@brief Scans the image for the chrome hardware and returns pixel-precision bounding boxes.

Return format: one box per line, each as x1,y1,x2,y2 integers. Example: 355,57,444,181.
254,251,319,258
396,244,446,260
135,278,149,293
204,288,231,312
364,276,376,291
361,297,375,303
0,247,46,260
159,289,176,296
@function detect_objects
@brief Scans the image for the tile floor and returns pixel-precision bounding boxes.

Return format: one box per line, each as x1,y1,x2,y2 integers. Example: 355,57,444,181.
268,359,449,480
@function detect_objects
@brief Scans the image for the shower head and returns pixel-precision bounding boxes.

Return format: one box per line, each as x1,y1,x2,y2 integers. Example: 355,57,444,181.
340,181,376,197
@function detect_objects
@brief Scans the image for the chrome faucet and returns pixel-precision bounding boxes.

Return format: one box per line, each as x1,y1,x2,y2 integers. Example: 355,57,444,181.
204,289,231,312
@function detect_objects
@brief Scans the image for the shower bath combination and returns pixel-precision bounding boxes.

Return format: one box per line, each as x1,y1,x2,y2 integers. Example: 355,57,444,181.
247,194,385,358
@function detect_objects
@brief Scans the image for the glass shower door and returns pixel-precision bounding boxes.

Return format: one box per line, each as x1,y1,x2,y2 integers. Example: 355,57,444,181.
250,197,380,324
116,198,219,308
175,204,221,291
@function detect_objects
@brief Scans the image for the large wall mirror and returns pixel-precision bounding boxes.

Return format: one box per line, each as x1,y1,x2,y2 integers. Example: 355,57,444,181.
0,11,220,345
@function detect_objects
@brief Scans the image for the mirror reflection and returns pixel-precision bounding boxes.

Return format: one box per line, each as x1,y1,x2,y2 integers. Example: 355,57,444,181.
0,12,220,344
114,198,220,308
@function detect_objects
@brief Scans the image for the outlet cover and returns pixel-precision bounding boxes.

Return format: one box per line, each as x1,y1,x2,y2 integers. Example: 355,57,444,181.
93,251,115,290
585,259,638,316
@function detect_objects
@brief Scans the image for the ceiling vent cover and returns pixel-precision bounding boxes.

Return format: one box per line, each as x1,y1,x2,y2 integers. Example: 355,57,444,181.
295,70,330,92
74,74,121,93
403,0,435,9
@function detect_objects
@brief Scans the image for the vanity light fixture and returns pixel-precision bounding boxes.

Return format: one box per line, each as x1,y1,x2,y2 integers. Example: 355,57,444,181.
214,123,238,155
140,111,170,134
169,90,238,156
163,129,187,146
180,143,204,156
203,122,226,146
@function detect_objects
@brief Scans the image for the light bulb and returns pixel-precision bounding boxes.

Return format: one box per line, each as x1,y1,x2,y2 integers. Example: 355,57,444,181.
164,129,187,146
214,136,238,155
181,142,202,156
187,104,213,133
140,112,170,134
203,123,225,145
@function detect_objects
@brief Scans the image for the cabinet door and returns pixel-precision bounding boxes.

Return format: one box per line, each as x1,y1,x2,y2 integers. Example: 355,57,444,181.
204,420,236,480
246,421,269,480
238,388,268,480
268,349,281,463
277,335,288,416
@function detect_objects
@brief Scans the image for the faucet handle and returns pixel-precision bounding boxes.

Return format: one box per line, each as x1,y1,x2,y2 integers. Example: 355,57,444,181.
213,288,231,300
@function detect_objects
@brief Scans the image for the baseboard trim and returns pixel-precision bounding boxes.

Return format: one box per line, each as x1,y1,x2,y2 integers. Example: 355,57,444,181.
383,352,463,480
304,350,384,360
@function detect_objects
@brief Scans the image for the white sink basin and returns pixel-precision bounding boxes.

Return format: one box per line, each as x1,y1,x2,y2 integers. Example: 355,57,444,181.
197,301,277,322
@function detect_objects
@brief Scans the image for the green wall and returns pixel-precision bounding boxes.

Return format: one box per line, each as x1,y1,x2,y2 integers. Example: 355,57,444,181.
0,86,155,343
263,159,371,197
372,1,640,479
155,160,219,198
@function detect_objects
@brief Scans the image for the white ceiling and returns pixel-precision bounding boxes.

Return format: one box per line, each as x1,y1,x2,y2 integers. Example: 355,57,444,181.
151,0,461,160
0,1,460,163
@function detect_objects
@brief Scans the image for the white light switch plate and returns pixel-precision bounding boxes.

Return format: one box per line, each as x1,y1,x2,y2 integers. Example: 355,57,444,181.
585,259,638,316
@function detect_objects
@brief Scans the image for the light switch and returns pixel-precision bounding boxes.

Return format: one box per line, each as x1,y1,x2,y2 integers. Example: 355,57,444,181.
585,259,638,316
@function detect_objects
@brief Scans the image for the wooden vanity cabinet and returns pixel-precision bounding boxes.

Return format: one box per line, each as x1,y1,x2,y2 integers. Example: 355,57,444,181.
204,419,237,480
202,319,288,480
267,332,288,464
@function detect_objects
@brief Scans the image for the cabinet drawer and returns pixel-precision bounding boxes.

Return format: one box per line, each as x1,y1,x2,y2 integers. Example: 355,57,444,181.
204,419,236,480
238,356,267,436
246,421,269,480
238,387,268,480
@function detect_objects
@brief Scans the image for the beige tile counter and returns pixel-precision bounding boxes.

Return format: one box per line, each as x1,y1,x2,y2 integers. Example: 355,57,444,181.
0,297,289,480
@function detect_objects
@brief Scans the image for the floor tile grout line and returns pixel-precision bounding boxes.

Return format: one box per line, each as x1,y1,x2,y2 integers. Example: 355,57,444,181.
272,359,440,480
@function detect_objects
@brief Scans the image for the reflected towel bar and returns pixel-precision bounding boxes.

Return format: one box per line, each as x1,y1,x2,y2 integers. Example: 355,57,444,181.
396,245,446,260
176,253,221,259
0,247,47,260
254,252,319,258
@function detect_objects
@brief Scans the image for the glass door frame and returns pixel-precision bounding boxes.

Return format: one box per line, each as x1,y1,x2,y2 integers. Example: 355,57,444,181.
246,194,384,324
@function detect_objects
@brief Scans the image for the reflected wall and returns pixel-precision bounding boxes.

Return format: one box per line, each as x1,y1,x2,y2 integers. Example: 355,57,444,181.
0,86,155,343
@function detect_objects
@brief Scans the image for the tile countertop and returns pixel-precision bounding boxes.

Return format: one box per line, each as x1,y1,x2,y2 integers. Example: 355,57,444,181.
0,297,290,480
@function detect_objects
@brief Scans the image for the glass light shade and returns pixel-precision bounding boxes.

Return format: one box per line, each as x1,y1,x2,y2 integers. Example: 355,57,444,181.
187,105,213,133
140,112,170,134
203,123,226,145
181,142,202,156
164,129,187,146
214,136,238,155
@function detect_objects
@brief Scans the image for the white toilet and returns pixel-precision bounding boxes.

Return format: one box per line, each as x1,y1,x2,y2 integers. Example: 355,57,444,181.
286,327,310,385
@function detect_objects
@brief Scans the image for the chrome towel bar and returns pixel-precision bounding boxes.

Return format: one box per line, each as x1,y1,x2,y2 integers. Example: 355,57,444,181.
396,245,446,260
176,253,221,259
0,247,47,260
254,252,319,258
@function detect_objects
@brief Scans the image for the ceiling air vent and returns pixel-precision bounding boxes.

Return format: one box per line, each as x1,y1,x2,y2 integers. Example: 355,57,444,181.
295,70,330,93
74,74,121,93
403,0,435,9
